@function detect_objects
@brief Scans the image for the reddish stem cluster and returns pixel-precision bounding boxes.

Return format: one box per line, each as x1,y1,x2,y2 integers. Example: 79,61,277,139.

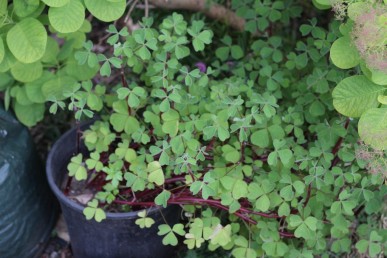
111,176,295,238
70,117,352,240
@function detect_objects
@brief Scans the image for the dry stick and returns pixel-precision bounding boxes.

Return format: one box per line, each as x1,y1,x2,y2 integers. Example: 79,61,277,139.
144,0,149,17
148,0,245,31
125,0,140,24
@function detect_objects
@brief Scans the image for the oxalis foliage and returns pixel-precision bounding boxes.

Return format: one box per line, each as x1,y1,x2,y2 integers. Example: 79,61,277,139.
1,0,386,257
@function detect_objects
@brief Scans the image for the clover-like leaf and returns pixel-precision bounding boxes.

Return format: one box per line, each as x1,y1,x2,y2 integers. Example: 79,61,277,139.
85,152,103,172
67,154,87,181
221,144,240,163
115,141,137,163
289,215,318,239
155,190,171,208
161,109,180,137
157,223,184,246
147,161,164,186
188,21,213,52
135,210,155,229
83,199,106,222
209,224,232,247
110,100,140,134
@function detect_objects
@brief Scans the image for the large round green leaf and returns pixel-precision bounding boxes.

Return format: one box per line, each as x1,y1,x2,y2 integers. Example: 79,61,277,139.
359,61,387,87
13,0,40,18
41,75,77,100
314,0,330,5
14,102,45,127
0,0,7,15
11,61,43,82
333,75,385,118
330,36,360,69
25,71,55,103
58,31,86,49
0,37,4,64
312,0,331,10
370,68,387,86
41,37,60,63
0,73,14,91
49,0,85,33
84,0,126,22
65,55,99,81
6,18,47,63
15,86,33,105
347,2,368,20
0,44,17,73
42,0,70,7
358,108,387,150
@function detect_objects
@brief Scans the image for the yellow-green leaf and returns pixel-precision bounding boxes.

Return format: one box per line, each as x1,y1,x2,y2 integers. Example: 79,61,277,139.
84,0,126,22
333,75,385,118
42,0,70,7
49,0,85,33
14,102,45,127
7,18,47,63
358,108,387,150
11,61,43,83
330,36,360,69
147,161,164,186
0,37,4,64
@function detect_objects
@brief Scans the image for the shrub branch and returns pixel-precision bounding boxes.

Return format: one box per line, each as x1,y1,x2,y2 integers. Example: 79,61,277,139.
148,0,245,31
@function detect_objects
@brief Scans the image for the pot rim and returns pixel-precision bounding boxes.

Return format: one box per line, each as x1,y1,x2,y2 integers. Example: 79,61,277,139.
46,121,164,220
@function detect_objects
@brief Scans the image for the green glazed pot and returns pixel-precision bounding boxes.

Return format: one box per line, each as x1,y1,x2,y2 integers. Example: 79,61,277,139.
0,105,58,258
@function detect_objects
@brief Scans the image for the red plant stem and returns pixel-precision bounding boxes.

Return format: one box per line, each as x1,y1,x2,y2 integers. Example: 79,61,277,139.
85,172,99,188
76,120,81,154
119,176,187,196
164,176,186,184
64,177,72,196
330,118,350,168
113,196,294,238
278,231,295,238
252,153,268,162
303,184,312,208
240,141,246,163
115,195,281,219
205,137,216,152
331,118,350,156
121,69,129,88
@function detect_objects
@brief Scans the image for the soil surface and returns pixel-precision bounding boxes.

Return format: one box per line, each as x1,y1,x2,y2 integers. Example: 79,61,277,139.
41,216,72,258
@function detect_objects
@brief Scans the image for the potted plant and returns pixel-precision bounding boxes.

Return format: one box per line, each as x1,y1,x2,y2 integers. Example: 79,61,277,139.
46,2,386,258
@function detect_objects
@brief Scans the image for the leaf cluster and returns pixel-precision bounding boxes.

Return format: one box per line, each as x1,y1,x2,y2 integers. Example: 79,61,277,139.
4,1,384,257
63,7,387,257
0,0,130,126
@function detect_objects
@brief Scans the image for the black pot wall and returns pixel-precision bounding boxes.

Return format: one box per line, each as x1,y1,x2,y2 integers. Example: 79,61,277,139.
0,105,58,258
46,123,181,258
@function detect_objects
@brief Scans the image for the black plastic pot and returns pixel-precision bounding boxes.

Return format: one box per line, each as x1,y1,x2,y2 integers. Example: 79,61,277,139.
46,123,181,258
0,105,58,258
